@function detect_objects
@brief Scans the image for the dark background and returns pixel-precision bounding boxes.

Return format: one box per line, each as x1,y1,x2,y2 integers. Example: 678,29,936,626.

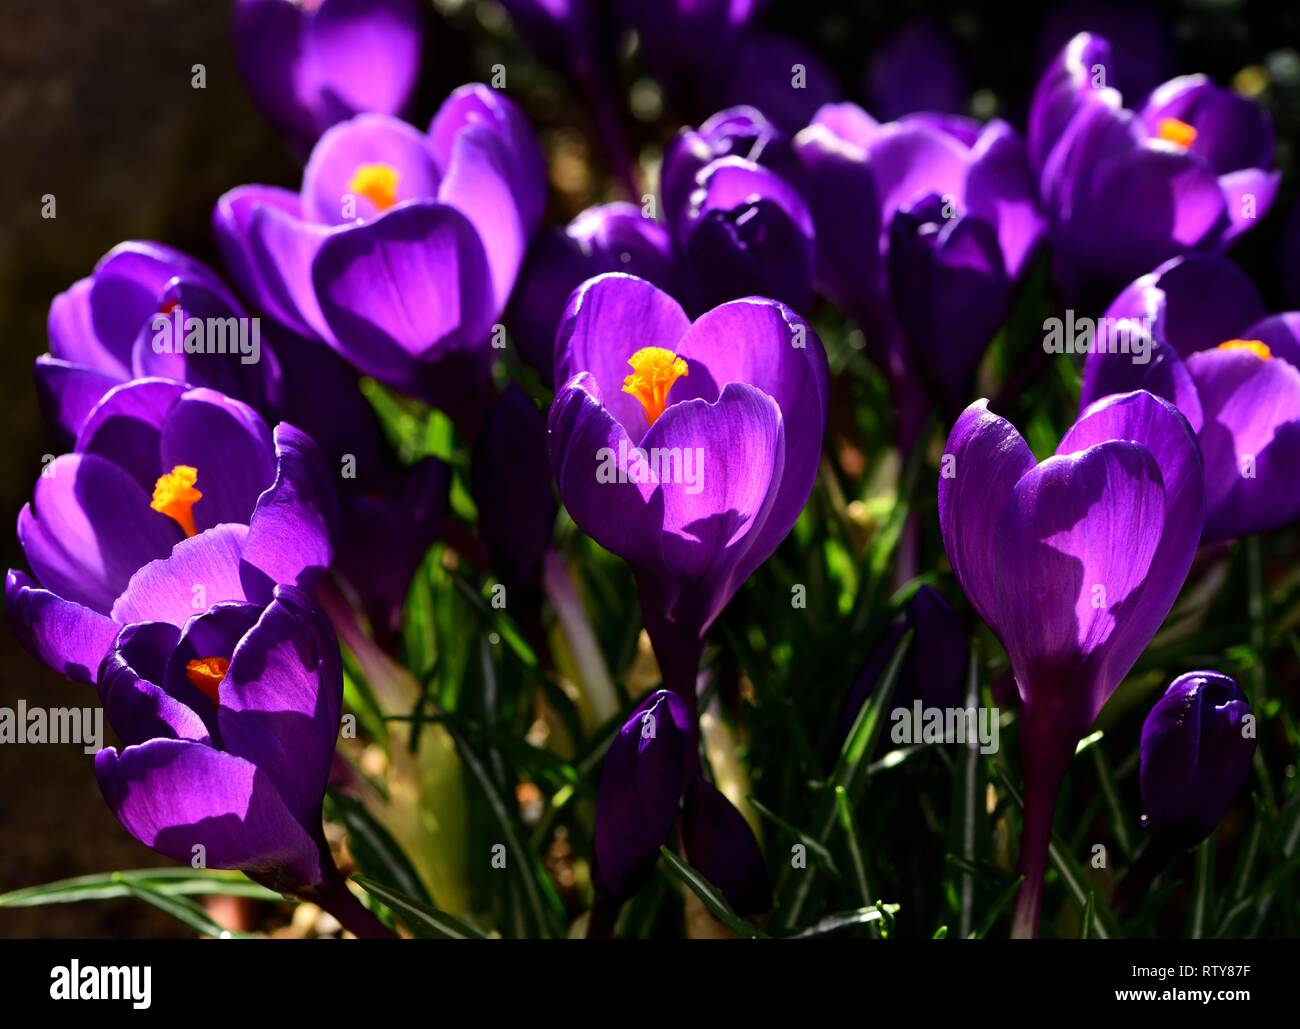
0,0,1296,937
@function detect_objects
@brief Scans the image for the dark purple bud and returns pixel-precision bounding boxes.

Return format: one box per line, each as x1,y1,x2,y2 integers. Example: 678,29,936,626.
1140,671,1256,844
888,192,1009,414
680,776,771,916
677,157,815,315
594,689,694,900
864,17,969,121
471,385,555,590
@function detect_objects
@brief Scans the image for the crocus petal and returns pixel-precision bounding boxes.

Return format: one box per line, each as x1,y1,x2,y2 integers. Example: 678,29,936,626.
214,185,331,339
1058,390,1203,685
95,738,326,888
311,200,496,401
48,277,129,377
75,378,188,490
1218,168,1280,247
303,0,422,129
19,454,179,614
5,569,119,684
1186,347,1300,541
965,120,1046,280
1141,75,1276,175
219,586,342,827
680,776,771,916
1078,328,1204,432
553,273,693,442
638,382,785,630
111,523,250,627
161,601,262,728
240,423,338,602
1243,313,1300,368
99,620,211,746
864,16,968,121
994,440,1166,719
159,389,278,532
33,356,126,444
937,402,1037,632
301,114,441,226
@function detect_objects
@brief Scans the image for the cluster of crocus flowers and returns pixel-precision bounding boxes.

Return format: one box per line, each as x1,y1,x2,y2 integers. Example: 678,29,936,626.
795,101,1044,442
1029,32,1279,308
1079,253,1300,541
939,390,1204,937
215,85,546,428
548,273,829,704
7,382,336,685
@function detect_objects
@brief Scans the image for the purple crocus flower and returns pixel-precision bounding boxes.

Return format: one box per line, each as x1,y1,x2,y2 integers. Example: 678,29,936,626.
95,582,388,935
796,104,1043,437
507,203,678,382
1079,254,1300,541
38,241,281,442
836,585,968,748
863,17,969,121
6,381,336,685
1140,671,1256,846
939,390,1204,937
233,0,423,153
214,86,546,429
548,274,829,705
1029,32,1279,308
593,689,768,918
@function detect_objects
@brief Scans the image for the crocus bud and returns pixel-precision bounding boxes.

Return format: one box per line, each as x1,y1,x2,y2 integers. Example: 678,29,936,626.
471,385,555,591
1140,671,1256,844
680,776,771,916
594,690,694,900
672,156,815,316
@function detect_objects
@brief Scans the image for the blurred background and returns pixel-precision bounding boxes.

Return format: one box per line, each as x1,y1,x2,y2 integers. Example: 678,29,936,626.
1,0,1297,937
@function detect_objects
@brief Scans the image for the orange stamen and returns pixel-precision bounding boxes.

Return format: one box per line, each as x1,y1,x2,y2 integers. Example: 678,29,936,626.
622,347,689,425
1217,338,1272,361
185,656,229,705
347,163,400,212
1156,117,1198,148
151,465,202,537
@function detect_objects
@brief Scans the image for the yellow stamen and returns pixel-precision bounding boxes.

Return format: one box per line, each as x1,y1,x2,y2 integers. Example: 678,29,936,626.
186,656,229,705
1156,117,1198,148
622,347,689,425
1218,338,1272,361
347,163,400,212
151,465,202,537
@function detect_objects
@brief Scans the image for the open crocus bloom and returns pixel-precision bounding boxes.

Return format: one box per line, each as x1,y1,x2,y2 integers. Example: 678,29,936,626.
38,241,281,442
6,381,336,684
939,389,1203,936
214,86,545,422
233,0,423,153
795,103,1043,438
548,274,828,699
95,585,340,890
1080,253,1300,541
1030,32,1278,307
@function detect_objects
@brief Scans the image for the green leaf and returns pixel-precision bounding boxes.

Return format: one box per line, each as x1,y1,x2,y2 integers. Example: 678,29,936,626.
971,875,1024,940
326,791,431,906
120,882,254,938
1186,834,1215,939
1079,891,1096,939
783,904,901,939
354,876,487,940
0,868,280,908
658,847,768,939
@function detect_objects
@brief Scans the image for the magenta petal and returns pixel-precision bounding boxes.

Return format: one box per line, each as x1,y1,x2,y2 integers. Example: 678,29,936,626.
303,0,422,127
937,402,1037,633
311,201,496,387
553,273,693,441
33,356,126,444
95,738,326,888
111,524,251,627
19,454,179,614
1058,390,1203,685
240,423,338,601
5,569,119,684
301,114,441,226
99,621,212,746
1187,348,1300,541
219,586,342,827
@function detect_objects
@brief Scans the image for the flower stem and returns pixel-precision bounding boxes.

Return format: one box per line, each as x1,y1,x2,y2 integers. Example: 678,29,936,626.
306,879,398,940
